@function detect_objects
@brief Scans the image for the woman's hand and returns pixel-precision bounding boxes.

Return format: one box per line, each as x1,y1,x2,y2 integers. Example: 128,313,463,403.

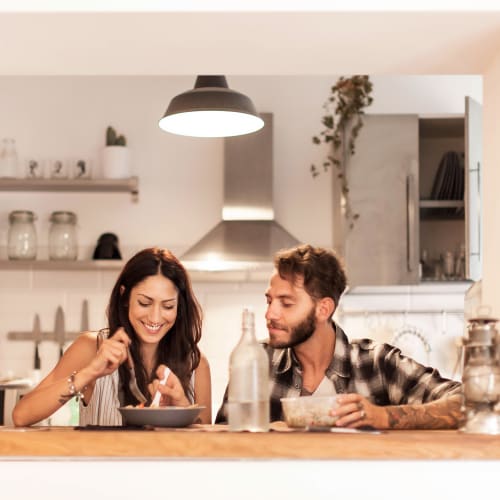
86,327,130,379
331,393,388,429
149,365,190,407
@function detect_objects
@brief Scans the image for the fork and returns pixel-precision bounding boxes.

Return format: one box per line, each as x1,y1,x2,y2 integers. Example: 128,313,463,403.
125,345,147,404
150,367,171,407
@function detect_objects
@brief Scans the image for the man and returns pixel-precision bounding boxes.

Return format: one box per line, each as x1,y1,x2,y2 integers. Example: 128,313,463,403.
216,244,462,429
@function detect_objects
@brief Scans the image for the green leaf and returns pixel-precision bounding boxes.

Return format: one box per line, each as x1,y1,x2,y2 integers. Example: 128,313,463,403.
310,75,373,230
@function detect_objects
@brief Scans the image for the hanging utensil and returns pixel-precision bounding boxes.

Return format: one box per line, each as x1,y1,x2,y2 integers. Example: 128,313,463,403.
32,314,41,374
80,299,89,332
54,306,65,359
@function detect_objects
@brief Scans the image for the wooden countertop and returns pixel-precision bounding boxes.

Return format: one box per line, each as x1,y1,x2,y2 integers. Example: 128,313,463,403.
1,425,499,460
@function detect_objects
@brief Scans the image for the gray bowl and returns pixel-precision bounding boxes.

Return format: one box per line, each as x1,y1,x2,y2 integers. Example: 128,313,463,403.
118,406,204,427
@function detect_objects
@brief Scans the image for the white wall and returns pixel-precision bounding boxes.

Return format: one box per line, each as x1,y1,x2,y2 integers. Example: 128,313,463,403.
0,75,481,421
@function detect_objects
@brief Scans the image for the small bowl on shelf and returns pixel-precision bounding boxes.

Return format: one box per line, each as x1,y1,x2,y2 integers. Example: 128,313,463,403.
280,395,339,429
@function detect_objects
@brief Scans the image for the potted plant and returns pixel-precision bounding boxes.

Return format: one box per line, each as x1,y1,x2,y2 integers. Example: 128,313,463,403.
101,126,130,179
311,75,373,229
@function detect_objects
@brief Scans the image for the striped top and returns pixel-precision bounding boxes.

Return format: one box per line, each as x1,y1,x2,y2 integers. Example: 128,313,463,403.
79,370,123,426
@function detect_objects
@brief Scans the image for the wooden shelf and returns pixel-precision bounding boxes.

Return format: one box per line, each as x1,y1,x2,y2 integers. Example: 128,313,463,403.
0,259,124,271
0,260,272,283
419,199,465,220
0,177,139,200
419,199,464,208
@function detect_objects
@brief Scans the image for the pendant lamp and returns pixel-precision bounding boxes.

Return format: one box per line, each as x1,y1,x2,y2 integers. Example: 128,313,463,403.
159,75,264,138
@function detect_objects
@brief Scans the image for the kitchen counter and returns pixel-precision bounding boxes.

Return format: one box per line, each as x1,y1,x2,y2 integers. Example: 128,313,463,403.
0,425,499,459
1,426,499,500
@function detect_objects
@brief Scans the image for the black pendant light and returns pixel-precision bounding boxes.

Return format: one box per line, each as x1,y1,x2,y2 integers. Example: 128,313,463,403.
159,75,264,138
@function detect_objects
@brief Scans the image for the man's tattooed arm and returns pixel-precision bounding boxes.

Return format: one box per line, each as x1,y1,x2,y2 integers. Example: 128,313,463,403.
384,394,463,430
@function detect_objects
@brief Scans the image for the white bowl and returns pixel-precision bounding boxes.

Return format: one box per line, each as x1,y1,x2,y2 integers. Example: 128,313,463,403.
280,396,338,428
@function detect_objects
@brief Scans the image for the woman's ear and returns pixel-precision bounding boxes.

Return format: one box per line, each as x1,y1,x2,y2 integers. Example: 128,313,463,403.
120,285,125,295
316,297,335,321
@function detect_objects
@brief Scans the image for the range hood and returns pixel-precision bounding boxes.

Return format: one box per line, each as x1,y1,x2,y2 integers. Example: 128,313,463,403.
181,113,301,271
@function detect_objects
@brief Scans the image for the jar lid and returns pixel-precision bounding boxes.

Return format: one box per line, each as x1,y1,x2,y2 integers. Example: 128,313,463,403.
50,211,77,224
9,210,35,223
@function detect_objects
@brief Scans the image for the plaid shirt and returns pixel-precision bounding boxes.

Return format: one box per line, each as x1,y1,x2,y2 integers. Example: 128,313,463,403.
216,322,461,423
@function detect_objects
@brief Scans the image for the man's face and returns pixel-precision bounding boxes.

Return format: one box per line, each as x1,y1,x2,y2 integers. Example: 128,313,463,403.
265,270,317,349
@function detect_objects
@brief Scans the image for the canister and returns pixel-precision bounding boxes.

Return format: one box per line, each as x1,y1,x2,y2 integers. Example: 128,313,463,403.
48,211,78,260
8,210,37,260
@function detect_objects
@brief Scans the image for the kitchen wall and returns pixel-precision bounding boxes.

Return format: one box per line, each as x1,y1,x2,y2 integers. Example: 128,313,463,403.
0,75,481,419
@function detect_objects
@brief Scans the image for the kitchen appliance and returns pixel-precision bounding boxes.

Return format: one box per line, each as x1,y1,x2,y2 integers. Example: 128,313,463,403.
181,113,301,271
460,316,500,434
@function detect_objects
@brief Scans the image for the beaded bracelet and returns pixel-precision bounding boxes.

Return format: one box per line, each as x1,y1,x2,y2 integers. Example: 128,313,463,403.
66,371,86,402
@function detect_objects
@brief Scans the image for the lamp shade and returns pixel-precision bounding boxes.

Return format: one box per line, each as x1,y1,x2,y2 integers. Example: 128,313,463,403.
159,75,264,138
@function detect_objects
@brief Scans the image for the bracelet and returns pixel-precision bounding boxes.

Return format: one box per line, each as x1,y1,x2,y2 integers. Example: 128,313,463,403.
66,371,87,402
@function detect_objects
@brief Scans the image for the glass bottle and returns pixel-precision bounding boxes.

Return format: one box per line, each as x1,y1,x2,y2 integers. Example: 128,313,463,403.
228,307,270,432
48,211,78,260
0,138,19,178
8,210,37,260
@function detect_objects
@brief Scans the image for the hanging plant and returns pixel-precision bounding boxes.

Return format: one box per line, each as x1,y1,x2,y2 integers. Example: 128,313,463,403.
310,75,374,228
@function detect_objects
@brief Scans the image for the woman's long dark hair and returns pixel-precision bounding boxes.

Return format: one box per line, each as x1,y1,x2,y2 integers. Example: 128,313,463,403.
107,248,202,406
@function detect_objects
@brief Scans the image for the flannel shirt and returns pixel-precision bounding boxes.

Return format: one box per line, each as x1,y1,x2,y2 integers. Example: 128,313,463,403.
216,322,461,423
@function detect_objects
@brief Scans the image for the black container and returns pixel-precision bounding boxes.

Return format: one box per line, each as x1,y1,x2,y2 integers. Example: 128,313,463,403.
92,232,122,260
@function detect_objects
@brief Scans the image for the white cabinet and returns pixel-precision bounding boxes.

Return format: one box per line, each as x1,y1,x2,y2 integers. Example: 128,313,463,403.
333,98,482,286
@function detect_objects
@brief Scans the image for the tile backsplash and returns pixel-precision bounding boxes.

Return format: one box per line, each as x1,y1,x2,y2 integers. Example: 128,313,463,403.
0,269,470,420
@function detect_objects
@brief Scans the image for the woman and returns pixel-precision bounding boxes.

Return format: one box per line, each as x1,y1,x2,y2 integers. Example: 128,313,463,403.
12,248,212,426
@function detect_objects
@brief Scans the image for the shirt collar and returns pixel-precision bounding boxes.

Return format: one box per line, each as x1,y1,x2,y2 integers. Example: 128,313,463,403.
329,323,352,379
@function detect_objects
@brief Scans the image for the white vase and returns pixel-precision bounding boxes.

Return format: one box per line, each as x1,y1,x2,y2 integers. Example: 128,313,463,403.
101,146,131,179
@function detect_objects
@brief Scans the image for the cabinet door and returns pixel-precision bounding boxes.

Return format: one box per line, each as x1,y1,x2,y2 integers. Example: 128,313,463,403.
465,96,482,281
340,114,419,286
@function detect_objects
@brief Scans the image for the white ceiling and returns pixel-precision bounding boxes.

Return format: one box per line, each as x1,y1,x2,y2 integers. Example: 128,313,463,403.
0,10,499,75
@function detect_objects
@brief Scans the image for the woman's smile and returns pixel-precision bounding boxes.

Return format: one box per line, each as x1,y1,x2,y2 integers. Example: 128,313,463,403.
142,321,165,334
128,273,179,344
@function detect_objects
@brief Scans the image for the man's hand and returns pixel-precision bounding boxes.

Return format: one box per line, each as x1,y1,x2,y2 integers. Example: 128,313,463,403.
332,393,463,430
332,393,388,428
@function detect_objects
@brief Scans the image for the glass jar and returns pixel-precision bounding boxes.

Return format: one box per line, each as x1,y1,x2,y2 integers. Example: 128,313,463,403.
49,211,78,260
8,210,37,260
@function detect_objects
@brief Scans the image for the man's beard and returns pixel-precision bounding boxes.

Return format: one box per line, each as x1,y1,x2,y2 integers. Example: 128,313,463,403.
268,306,316,349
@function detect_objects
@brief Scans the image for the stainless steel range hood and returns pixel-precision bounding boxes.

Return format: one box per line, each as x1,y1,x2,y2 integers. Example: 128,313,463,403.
181,113,301,271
